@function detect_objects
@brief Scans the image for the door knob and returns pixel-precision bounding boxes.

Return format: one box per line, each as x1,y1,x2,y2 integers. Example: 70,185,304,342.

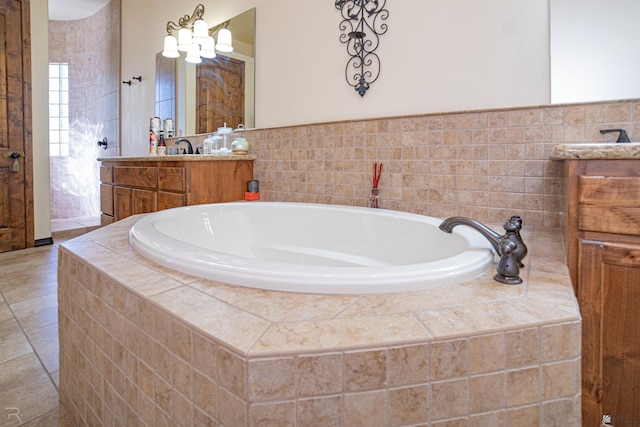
3,151,25,172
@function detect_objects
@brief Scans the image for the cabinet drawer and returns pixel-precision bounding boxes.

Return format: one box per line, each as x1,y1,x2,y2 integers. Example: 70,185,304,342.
113,166,157,189
100,166,113,184
579,176,640,235
158,167,186,192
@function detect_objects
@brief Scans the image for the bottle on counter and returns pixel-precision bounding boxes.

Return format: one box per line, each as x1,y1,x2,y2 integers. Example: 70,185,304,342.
157,131,167,155
149,116,161,155
163,118,174,138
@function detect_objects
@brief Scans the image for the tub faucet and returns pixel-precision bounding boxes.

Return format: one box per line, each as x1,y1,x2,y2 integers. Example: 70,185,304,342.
599,128,630,143
439,216,527,285
175,138,193,154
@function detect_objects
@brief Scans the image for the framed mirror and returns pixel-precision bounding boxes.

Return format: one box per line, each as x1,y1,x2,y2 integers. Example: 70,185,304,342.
155,8,256,135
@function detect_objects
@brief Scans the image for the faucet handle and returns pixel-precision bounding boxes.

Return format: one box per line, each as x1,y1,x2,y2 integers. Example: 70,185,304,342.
600,128,630,143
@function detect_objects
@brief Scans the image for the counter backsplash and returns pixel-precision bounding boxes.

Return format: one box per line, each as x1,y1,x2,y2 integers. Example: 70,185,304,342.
177,99,640,228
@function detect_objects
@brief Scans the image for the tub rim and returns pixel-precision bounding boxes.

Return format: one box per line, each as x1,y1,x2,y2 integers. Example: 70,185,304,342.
129,202,495,294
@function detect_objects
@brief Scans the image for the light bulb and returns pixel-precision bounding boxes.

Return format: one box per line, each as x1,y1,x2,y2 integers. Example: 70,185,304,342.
185,43,202,64
215,28,233,53
192,19,209,45
177,28,193,52
161,35,179,58
199,36,217,59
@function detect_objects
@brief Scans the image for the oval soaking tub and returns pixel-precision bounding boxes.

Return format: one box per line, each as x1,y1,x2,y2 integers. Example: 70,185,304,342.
129,202,495,294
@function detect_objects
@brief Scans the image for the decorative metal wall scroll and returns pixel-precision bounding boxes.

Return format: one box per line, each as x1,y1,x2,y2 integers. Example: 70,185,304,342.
335,0,389,97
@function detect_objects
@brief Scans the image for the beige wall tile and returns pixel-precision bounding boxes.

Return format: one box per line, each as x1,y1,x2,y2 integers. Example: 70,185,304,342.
249,401,295,427
297,396,341,427
506,328,538,368
344,390,387,427
432,419,468,427
192,332,217,381
192,370,217,420
431,378,469,420
470,373,506,413
470,333,505,374
388,385,428,426
387,344,429,386
506,367,540,406
470,411,507,427
248,358,295,401
540,323,574,362
543,399,576,426
507,405,540,426
297,353,343,396
431,339,469,380
218,348,245,397
542,360,576,399
345,349,386,392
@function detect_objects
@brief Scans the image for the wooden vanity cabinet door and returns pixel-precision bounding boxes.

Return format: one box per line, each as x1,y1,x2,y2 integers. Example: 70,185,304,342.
114,187,157,220
579,239,640,427
100,184,114,225
132,189,157,215
113,186,132,221
157,191,185,211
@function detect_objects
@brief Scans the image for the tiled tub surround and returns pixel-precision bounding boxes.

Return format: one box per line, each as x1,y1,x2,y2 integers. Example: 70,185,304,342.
217,98,639,229
58,216,580,426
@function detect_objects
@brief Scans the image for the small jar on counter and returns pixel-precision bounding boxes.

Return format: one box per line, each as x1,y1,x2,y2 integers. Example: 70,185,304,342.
231,138,249,155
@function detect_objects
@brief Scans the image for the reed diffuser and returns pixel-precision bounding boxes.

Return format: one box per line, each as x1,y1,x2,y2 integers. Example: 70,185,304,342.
370,161,383,208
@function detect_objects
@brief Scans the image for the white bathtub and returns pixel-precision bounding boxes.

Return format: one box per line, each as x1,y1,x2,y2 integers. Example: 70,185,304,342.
129,202,495,294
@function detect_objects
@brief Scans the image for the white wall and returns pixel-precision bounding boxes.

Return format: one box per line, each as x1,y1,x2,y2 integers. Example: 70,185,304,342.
31,0,51,240
121,0,550,154
550,0,640,104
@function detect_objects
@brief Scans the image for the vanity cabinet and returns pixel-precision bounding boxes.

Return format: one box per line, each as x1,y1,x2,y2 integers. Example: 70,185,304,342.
564,159,640,426
99,157,254,225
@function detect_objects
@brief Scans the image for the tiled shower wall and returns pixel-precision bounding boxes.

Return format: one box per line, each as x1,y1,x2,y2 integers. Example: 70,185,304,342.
48,0,120,219
243,99,640,228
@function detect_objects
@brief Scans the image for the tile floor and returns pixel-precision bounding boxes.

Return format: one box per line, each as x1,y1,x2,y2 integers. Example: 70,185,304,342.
0,217,99,426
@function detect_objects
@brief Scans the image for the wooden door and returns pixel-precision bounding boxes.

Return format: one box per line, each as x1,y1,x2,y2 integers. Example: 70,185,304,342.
579,239,640,426
0,0,33,252
196,55,245,132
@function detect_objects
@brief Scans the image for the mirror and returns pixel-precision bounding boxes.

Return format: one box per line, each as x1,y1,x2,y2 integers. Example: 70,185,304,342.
155,8,256,135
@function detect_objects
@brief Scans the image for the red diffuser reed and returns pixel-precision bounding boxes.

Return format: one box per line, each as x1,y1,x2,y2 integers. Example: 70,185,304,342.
370,161,383,208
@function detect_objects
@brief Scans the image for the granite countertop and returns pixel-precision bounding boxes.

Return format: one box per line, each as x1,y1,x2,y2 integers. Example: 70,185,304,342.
551,142,640,160
97,154,256,162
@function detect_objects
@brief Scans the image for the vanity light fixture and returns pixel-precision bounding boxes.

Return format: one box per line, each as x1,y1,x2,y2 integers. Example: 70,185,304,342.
162,4,233,64
335,0,389,97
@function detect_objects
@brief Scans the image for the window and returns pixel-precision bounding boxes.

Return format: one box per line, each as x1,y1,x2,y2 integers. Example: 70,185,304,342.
48,63,69,156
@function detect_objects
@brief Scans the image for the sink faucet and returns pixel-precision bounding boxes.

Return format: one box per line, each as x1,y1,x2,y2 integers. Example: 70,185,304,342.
439,216,527,285
175,138,193,154
600,128,630,143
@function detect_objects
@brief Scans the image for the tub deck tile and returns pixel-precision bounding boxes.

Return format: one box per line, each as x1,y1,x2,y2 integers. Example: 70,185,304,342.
193,281,364,322
417,297,579,339
150,285,272,355
249,313,433,356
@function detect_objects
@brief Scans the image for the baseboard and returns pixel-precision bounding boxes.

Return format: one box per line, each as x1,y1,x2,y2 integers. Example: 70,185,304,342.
35,237,54,247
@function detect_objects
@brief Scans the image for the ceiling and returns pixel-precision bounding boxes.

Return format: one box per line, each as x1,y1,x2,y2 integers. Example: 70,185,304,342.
49,0,110,21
